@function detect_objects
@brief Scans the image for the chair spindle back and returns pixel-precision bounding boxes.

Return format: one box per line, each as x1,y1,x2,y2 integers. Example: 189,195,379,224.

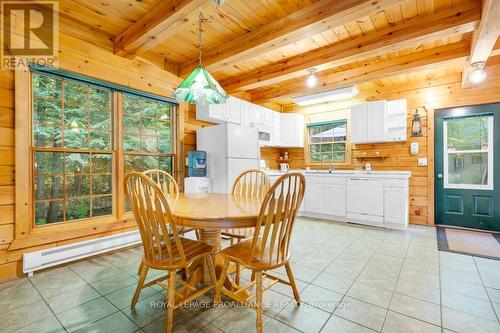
143,169,179,197
249,173,305,266
124,172,185,267
231,169,270,198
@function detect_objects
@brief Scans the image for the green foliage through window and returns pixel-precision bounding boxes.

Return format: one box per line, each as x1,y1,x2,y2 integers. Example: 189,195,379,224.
308,120,347,163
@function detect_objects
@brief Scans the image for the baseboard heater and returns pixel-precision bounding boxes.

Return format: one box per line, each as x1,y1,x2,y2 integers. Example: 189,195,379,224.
23,230,141,276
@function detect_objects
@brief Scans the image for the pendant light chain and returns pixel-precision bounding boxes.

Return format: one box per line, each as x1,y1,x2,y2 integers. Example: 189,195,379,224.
198,10,204,66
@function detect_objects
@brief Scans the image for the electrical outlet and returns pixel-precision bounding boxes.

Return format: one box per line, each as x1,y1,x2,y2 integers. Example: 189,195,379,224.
418,157,427,166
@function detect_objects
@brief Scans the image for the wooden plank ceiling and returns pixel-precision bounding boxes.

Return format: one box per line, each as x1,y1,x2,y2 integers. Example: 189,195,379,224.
56,0,499,106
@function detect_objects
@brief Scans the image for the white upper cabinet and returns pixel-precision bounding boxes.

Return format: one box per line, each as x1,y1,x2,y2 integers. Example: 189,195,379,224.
262,108,274,128
196,96,241,125
367,100,387,142
386,99,407,142
272,111,281,146
350,99,407,144
280,113,304,147
350,103,368,144
251,105,264,124
196,97,305,148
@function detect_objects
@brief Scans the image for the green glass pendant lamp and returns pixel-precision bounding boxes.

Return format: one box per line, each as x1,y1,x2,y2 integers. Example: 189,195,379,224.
172,11,229,105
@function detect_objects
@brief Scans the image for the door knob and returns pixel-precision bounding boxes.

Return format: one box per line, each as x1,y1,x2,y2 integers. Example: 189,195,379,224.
437,173,443,179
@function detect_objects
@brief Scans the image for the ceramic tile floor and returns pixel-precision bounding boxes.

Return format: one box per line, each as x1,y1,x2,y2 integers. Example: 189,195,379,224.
1,218,500,333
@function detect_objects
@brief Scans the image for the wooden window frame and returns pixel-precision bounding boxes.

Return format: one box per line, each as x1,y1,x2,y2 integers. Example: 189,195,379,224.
12,69,177,250
304,110,352,166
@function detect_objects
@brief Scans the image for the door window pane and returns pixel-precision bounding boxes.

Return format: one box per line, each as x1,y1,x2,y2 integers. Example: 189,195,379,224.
444,115,493,189
447,116,489,151
448,152,489,185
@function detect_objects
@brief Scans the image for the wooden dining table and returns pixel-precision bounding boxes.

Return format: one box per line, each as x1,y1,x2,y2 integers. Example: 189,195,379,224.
167,193,263,297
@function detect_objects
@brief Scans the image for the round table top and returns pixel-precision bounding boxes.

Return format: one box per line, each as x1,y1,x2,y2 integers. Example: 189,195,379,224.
168,193,262,229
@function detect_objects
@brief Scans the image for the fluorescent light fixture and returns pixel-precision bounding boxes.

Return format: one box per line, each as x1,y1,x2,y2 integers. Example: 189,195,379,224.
292,86,359,106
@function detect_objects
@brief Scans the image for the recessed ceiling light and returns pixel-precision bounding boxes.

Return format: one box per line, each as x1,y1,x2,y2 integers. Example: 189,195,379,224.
469,62,487,84
292,86,359,106
306,68,318,88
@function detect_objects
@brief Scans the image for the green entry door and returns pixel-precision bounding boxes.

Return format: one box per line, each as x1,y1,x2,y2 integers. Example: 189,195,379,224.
435,103,500,231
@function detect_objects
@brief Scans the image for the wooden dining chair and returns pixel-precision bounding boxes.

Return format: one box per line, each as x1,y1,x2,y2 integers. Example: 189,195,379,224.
221,169,269,284
143,169,200,238
214,173,306,333
140,169,198,277
124,172,216,333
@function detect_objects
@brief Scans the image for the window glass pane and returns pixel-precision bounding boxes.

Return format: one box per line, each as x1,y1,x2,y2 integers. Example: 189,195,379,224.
90,87,110,112
34,175,63,200
321,143,333,161
93,195,112,217
142,135,159,153
33,99,61,124
93,174,112,195
66,198,90,221
447,116,489,151
33,125,62,147
90,130,111,150
448,152,488,185
65,175,90,197
33,74,61,99
64,128,88,149
35,151,64,174
159,156,173,173
66,153,90,174
64,81,88,106
92,154,112,173
333,123,347,141
64,105,87,128
125,155,142,173
35,200,64,226
309,126,322,143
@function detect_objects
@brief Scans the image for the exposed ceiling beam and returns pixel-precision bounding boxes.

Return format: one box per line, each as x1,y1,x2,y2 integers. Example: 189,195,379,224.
180,0,405,77
136,52,181,78
113,0,205,59
250,40,473,104
462,0,500,88
222,3,480,93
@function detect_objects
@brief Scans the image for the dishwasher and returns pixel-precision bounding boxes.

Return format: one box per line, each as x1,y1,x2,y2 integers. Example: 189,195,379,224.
346,178,384,225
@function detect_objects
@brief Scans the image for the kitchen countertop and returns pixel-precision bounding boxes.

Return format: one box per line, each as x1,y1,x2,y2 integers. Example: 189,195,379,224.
264,169,411,178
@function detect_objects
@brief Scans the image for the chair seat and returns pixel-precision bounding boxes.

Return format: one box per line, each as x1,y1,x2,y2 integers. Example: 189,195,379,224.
220,238,288,270
221,227,255,239
149,237,214,269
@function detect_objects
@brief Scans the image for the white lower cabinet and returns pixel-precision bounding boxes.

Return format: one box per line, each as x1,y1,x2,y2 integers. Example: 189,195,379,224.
304,180,324,214
266,173,409,229
323,184,347,217
384,186,409,229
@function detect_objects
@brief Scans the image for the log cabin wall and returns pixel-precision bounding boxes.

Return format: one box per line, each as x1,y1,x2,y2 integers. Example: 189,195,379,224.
260,55,500,228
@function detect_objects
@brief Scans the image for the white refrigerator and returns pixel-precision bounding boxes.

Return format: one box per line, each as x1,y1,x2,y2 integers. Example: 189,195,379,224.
197,123,260,193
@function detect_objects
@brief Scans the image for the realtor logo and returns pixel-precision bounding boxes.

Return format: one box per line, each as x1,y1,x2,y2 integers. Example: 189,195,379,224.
1,1,59,70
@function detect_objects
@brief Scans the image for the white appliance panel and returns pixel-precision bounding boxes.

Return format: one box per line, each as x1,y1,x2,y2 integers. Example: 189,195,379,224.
225,158,259,192
226,124,259,159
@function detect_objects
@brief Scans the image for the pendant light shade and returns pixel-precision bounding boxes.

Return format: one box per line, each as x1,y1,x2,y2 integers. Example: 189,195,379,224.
172,66,229,105
172,11,229,104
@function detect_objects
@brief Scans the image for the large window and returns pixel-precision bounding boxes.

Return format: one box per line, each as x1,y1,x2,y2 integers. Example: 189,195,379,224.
31,71,176,227
122,93,174,174
307,120,347,163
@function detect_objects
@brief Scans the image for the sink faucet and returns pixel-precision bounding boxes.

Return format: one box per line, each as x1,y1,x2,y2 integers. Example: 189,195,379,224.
322,156,335,173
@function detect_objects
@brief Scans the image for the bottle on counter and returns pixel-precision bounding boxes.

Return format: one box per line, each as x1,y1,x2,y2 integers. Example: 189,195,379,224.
284,151,288,160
